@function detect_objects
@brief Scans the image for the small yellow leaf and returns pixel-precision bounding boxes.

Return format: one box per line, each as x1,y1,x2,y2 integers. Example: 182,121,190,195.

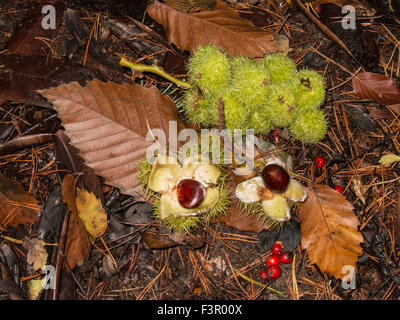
28,279,44,300
378,154,400,166
75,188,107,241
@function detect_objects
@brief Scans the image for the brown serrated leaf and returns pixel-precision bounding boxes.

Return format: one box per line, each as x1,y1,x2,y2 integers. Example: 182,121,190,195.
352,72,400,105
0,174,40,228
38,79,185,197
298,184,363,280
147,0,281,57
61,174,91,269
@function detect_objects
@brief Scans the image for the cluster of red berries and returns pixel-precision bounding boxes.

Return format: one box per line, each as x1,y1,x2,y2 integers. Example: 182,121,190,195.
315,157,344,194
259,243,293,281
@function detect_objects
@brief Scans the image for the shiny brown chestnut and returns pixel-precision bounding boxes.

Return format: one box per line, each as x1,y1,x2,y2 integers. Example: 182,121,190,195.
176,179,206,209
261,164,290,193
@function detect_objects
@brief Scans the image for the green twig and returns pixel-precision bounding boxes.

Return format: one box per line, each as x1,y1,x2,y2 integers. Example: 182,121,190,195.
233,268,286,297
119,56,191,89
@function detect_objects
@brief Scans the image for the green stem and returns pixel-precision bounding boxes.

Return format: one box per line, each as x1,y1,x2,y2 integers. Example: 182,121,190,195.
119,56,191,90
233,268,286,297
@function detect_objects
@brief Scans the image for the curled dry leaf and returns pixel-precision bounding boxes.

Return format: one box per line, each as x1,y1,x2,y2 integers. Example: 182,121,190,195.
61,174,91,269
299,184,363,280
38,79,185,197
0,174,40,228
147,0,281,58
352,72,400,105
23,238,47,272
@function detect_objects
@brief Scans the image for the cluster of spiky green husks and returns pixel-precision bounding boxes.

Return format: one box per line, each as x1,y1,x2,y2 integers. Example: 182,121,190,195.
182,45,328,144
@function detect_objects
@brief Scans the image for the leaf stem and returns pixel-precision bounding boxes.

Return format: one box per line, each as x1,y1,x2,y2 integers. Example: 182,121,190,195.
119,56,191,89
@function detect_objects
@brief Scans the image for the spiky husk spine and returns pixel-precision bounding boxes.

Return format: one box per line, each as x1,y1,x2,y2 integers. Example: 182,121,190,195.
229,56,270,109
263,52,298,84
187,45,231,95
238,200,284,230
289,108,328,144
263,84,297,128
295,69,326,110
220,89,249,131
181,88,219,127
249,109,273,134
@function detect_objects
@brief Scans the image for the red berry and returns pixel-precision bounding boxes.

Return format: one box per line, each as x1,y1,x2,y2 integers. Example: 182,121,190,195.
315,157,324,168
262,164,290,193
279,251,293,264
271,243,283,255
266,265,281,279
259,269,268,282
266,254,280,267
334,185,343,194
313,4,322,14
176,179,206,209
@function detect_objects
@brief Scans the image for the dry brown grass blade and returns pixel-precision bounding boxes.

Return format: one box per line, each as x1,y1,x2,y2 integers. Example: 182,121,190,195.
38,79,185,197
147,0,281,57
299,184,363,280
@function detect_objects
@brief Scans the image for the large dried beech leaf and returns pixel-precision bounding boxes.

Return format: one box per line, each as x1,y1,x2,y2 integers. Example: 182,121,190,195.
298,184,363,280
38,79,185,197
352,72,400,105
147,0,280,57
0,174,40,228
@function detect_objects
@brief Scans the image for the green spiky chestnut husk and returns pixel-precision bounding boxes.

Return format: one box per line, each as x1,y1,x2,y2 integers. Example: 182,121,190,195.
220,90,249,131
295,69,326,110
229,56,270,109
263,53,298,84
289,108,328,144
249,108,273,134
187,45,231,95
181,88,219,127
263,84,296,128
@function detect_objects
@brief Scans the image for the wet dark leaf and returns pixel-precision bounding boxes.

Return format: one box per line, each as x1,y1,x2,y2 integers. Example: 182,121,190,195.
38,185,66,241
0,54,94,108
5,1,63,55
258,220,301,252
140,231,179,249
